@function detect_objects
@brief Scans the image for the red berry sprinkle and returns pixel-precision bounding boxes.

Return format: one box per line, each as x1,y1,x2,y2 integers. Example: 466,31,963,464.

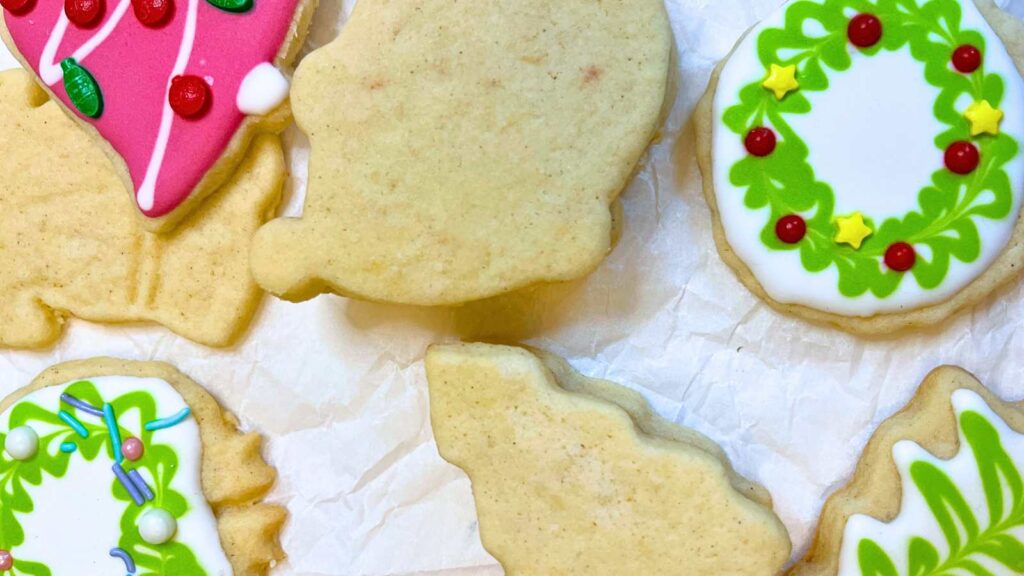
944,141,980,175
885,242,916,272
65,0,104,27
169,75,210,118
0,550,13,571
952,45,982,74
122,437,144,461
745,127,777,157
776,215,807,244
132,0,171,26
0,0,34,14
848,14,883,48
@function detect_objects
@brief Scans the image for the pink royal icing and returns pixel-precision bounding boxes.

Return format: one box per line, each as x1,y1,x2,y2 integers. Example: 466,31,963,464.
4,0,300,218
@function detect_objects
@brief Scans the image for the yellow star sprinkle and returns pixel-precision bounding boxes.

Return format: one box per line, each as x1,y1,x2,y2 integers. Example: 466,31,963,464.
834,212,873,250
965,100,1004,136
763,64,800,100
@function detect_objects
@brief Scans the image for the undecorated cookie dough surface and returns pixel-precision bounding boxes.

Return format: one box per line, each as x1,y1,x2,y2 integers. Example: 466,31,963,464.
251,0,671,306
426,343,791,576
0,69,285,349
0,357,286,576
790,366,1024,576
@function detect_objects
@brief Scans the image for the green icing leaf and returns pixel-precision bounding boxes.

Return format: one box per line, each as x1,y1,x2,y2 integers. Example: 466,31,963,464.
60,58,103,119
855,397,1024,575
0,381,209,575
205,0,253,13
721,0,1020,299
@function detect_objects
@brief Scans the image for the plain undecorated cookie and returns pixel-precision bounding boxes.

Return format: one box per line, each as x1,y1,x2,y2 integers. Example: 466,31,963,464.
0,69,284,349
426,343,791,575
0,357,285,575
251,0,671,306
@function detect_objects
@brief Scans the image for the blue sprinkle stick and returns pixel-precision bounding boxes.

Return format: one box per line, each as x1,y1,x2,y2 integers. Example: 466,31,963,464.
59,442,77,453
127,469,155,502
103,403,123,464
58,410,89,438
109,547,136,573
60,393,103,417
112,463,144,506
144,407,192,431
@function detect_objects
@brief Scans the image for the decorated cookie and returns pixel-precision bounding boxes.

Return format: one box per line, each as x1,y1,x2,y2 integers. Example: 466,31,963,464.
789,366,1024,575
0,0,315,231
426,343,792,575
250,0,670,306
0,357,285,574
0,69,284,349
696,0,1024,334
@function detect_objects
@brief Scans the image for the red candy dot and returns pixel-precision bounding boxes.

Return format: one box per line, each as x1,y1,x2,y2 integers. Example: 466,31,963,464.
122,437,144,462
0,550,12,571
776,215,807,244
952,45,982,74
0,0,34,14
65,0,104,27
944,141,980,175
169,75,210,118
745,127,777,157
885,242,916,272
848,14,883,48
132,0,171,26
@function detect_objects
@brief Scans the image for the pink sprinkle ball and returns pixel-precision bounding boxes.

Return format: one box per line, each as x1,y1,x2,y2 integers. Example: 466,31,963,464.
122,437,144,461
0,550,13,571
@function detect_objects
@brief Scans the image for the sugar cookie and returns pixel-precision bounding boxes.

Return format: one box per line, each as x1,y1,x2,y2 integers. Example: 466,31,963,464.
426,343,791,575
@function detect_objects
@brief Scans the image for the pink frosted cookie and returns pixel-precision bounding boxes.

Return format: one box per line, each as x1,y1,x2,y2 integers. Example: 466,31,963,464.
0,0,315,231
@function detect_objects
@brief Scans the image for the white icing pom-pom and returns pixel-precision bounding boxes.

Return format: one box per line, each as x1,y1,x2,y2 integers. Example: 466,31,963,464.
4,426,38,461
236,62,290,115
139,508,177,545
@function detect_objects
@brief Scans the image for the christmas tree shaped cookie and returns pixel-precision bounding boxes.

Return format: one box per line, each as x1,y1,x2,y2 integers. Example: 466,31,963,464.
697,0,1024,333
250,0,671,306
426,343,792,575
0,358,285,575
0,69,283,349
0,0,315,231
790,366,1024,576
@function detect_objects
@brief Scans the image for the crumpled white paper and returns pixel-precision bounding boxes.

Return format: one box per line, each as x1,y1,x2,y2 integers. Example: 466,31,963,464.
2,0,1024,574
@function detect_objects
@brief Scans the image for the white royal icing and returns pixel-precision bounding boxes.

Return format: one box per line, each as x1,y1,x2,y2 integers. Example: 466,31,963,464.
711,0,1024,316
236,62,289,115
837,389,1024,575
0,376,232,575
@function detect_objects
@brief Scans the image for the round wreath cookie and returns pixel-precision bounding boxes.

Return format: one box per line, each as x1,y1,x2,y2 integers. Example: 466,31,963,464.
0,0,316,231
696,0,1024,334
0,358,285,575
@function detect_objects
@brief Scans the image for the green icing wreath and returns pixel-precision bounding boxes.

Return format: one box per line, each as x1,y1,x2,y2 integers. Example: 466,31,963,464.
0,381,206,576
722,0,1020,299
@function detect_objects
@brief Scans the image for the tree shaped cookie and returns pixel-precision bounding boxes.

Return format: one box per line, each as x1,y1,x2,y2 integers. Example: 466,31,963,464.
0,357,285,575
790,366,1024,575
426,343,792,575
0,69,283,349
0,0,315,231
251,0,671,306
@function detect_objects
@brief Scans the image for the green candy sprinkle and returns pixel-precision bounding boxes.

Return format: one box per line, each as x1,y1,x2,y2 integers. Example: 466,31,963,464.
205,0,253,13
60,58,103,119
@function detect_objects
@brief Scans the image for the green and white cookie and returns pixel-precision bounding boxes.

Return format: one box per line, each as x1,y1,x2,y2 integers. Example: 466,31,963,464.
790,365,1024,575
0,358,285,575
697,0,1024,333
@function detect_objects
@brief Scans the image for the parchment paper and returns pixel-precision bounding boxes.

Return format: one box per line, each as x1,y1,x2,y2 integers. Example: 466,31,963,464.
2,0,1024,574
